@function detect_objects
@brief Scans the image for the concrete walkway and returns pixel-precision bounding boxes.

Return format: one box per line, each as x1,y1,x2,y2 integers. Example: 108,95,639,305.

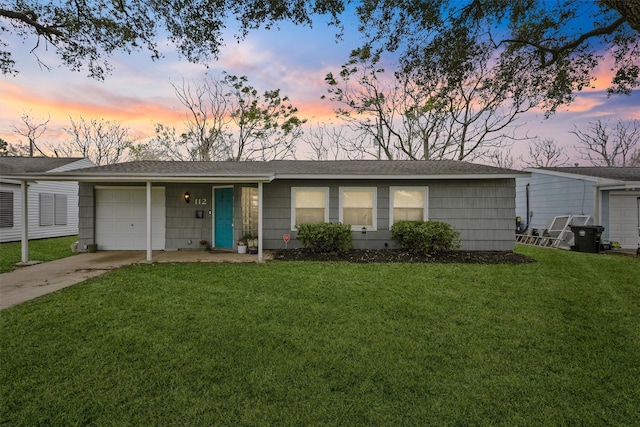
0,250,262,310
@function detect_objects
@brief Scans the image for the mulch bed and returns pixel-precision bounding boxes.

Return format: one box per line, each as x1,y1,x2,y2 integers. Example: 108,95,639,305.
269,249,535,265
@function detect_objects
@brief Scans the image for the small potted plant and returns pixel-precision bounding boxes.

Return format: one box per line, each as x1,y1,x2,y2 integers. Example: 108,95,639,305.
199,239,209,250
237,239,247,254
247,235,258,254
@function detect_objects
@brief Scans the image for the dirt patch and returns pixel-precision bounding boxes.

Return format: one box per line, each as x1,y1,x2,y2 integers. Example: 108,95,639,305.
270,249,535,265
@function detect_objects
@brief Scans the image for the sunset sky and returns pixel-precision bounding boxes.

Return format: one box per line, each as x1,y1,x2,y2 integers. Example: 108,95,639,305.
1,9,638,167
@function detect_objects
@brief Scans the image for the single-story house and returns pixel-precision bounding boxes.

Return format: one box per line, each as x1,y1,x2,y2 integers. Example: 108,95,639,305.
8,160,527,262
516,167,640,249
0,157,95,243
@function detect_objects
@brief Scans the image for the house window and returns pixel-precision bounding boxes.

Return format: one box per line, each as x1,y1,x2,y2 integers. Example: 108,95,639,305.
39,193,67,226
291,187,329,229
242,187,258,239
390,187,428,224
0,191,13,228
339,187,377,230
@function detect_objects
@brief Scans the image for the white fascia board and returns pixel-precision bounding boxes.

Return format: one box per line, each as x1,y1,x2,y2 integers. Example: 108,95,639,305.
0,178,21,185
596,181,640,191
6,174,276,183
273,173,526,180
523,168,618,185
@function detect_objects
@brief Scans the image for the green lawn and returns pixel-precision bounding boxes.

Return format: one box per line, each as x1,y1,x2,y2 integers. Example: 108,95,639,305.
0,235,78,273
1,246,639,425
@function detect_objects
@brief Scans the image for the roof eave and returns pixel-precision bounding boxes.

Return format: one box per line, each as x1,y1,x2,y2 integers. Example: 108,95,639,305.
274,173,526,180
523,168,625,184
7,173,276,183
596,181,640,191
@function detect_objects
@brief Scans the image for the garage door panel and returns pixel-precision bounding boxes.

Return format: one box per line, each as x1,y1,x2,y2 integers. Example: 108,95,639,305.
96,188,165,250
609,194,639,249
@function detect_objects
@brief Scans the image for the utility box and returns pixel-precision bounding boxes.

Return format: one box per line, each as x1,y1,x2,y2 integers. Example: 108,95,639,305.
570,225,605,253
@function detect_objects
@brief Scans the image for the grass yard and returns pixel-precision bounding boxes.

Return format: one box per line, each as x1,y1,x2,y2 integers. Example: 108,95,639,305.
1,246,639,425
0,235,78,273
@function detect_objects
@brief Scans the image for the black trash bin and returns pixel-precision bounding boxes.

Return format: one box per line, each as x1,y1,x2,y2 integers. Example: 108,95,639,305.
570,225,605,253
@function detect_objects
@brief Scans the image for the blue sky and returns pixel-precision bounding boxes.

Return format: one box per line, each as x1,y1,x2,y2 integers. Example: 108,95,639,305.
1,8,638,167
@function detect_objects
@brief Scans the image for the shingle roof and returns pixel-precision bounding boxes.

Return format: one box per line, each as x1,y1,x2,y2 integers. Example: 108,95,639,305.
0,157,86,174
537,167,640,182
269,160,521,176
31,159,525,178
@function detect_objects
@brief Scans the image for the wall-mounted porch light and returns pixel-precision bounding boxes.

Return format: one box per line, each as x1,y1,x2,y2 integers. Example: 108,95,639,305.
184,191,191,204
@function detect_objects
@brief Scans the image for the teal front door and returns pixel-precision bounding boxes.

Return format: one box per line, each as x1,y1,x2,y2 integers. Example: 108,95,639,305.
214,188,234,248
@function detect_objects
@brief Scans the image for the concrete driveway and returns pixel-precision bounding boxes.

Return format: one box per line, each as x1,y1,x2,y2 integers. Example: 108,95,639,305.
0,250,261,310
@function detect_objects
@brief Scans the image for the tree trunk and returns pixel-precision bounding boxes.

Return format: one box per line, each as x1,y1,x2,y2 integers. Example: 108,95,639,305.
603,0,640,33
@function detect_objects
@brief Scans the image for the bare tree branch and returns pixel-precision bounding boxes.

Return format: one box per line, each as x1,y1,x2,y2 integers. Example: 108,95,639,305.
62,117,134,165
12,113,50,157
571,119,640,166
520,137,570,167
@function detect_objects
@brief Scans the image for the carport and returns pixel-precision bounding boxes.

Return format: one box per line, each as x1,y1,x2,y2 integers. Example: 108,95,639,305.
11,165,275,263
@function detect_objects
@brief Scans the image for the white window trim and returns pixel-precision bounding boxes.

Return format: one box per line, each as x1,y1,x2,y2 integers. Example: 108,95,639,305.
389,186,429,226
339,186,377,231
291,187,330,230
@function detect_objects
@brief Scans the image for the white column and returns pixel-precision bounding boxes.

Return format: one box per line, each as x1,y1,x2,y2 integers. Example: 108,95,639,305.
20,180,28,263
258,182,263,262
146,181,153,262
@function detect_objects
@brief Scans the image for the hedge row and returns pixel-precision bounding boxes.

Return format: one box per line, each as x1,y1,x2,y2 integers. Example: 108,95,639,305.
296,220,460,255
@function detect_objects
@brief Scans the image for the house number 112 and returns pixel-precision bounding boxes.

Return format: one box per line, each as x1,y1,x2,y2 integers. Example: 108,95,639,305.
194,198,207,205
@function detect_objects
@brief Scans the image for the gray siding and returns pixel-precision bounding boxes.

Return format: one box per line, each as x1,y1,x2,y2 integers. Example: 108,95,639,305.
164,183,213,250
263,179,516,251
515,174,596,231
79,182,216,251
77,183,95,250
79,178,518,252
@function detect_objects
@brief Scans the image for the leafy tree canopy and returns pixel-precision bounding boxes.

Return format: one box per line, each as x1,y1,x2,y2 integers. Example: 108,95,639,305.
353,0,639,113
1,1,637,111
0,0,344,79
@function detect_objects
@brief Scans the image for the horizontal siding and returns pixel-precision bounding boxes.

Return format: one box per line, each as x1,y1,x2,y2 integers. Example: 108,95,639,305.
77,183,95,250
76,178,518,252
0,181,79,243
515,174,596,232
164,183,213,250
263,179,517,251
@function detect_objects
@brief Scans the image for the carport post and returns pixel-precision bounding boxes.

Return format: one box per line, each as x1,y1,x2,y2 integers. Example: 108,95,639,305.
146,181,152,262
20,180,28,263
258,182,263,262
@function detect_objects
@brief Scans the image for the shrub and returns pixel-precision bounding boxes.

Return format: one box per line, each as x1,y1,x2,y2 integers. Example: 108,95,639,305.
296,222,353,253
391,220,461,255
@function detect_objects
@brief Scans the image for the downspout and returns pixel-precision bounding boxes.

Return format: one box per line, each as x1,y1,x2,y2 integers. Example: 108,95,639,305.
522,183,531,233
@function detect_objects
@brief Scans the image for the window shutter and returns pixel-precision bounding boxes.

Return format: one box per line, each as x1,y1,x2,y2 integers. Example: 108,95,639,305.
0,191,13,228
39,193,54,226
55,194,68,225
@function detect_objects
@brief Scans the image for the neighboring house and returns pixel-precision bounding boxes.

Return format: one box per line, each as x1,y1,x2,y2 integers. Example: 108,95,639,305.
0,157,94,243
8,160,527,261
516,167,640,249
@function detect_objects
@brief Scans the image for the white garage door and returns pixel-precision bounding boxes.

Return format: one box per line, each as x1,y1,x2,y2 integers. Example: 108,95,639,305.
96,187,166,250
609,193,639,249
